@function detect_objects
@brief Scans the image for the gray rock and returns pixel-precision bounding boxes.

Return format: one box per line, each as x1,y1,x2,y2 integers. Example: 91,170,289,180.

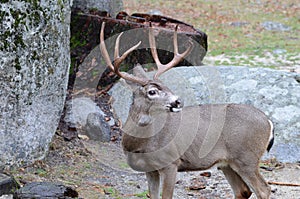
72,0,123,17
0,0,71,168
109,80,134,125
230,22,250,27
273,49,287,54
0,173,20,196
85,112,111,142
261,21,291,31
64,97,104,128
0,195,13,199
64,97,113,141
148,9,163,16
14,182,78,199
110,66,300,162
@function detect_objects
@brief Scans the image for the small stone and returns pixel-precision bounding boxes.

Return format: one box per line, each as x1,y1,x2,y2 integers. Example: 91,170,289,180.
271,188,278,193
200,171,211,177
261,21,291,31
85,112,111,142
64,97,104,128
14,182,78,198
0,195,13,199
148,9,163,16
273,49,287,54
189,178,207,190
230,21,249,27
176,180,183,185
0,173,20,196
78,134,90,140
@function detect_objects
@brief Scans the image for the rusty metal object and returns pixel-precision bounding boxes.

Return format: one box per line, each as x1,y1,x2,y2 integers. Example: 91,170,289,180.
70,9,207,90
116,12,208,64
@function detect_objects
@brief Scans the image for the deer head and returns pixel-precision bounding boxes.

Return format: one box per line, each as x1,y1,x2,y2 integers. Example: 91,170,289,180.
100,22,193,124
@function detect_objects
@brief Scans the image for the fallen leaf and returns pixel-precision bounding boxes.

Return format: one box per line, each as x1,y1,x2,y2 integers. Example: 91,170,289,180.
200,171,211,177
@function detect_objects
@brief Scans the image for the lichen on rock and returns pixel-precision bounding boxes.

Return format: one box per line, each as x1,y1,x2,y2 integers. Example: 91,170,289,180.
0,0,72,168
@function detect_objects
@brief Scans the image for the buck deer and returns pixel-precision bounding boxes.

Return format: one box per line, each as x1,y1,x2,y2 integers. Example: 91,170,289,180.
100,22,274,199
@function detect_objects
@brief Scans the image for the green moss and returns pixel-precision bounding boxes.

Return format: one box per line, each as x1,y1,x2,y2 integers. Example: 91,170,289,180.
0,1,50,70
1,31,10,51
103,187,121,198
48,68,54,75
89,7,100,13
265,65,277,69
118,162,130,169
57,0,66,21
35,168,48,177
57,0,63,7
15,58,21,71
70,33,87,49
15,35,26,49
69,32,87,75
0,10,5,21
69,57,76,75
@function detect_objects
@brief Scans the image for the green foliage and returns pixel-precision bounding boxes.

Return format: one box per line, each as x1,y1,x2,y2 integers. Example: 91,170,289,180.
134,191,149,198
104,187,122,198
35,168,47,177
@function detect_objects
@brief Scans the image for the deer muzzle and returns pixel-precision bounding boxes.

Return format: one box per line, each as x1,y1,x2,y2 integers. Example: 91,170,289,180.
168,98,183,112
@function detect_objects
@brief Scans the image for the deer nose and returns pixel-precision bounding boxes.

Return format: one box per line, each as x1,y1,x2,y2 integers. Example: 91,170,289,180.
169,98,183,112
171,98,183,108
175,99,182,106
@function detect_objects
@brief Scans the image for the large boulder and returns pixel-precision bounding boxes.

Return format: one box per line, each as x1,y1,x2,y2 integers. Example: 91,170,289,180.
110,66,300,163
72,0,123,17
0,0,71,168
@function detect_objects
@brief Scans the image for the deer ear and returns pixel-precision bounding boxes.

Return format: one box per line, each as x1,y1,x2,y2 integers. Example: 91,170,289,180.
125,64,149,90
132,64,149,80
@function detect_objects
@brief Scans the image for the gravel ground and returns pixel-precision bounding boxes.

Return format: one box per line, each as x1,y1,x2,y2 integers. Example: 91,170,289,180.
82,141,300,199
8,131,300,199
203,54,300,73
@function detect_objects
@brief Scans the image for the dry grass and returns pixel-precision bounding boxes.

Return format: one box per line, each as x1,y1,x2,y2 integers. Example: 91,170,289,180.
123,0,300,68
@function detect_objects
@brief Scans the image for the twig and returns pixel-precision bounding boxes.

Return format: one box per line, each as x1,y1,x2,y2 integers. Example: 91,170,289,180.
268,181,300,187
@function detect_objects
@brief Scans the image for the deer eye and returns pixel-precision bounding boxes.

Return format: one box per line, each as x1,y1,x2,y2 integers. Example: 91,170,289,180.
148,90,157,96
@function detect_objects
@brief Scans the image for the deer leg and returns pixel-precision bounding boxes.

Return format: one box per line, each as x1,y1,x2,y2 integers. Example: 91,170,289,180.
219,165,252,199
231,163,271,199
159,164,178,199
146,171,160,199
244,171,271,199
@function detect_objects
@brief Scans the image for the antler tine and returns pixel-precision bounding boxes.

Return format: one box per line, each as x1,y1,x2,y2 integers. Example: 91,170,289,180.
100,22,148,85
114,32,122,60
149,22,162,67
100,22,115,72
149,23,194,80
114,33,142,68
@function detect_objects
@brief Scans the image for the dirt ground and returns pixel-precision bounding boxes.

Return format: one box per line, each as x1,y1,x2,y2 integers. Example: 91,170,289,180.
11,133,300,199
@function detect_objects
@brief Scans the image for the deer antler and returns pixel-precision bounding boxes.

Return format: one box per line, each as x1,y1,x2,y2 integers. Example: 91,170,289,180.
100,22,148,85
149,22,193,80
